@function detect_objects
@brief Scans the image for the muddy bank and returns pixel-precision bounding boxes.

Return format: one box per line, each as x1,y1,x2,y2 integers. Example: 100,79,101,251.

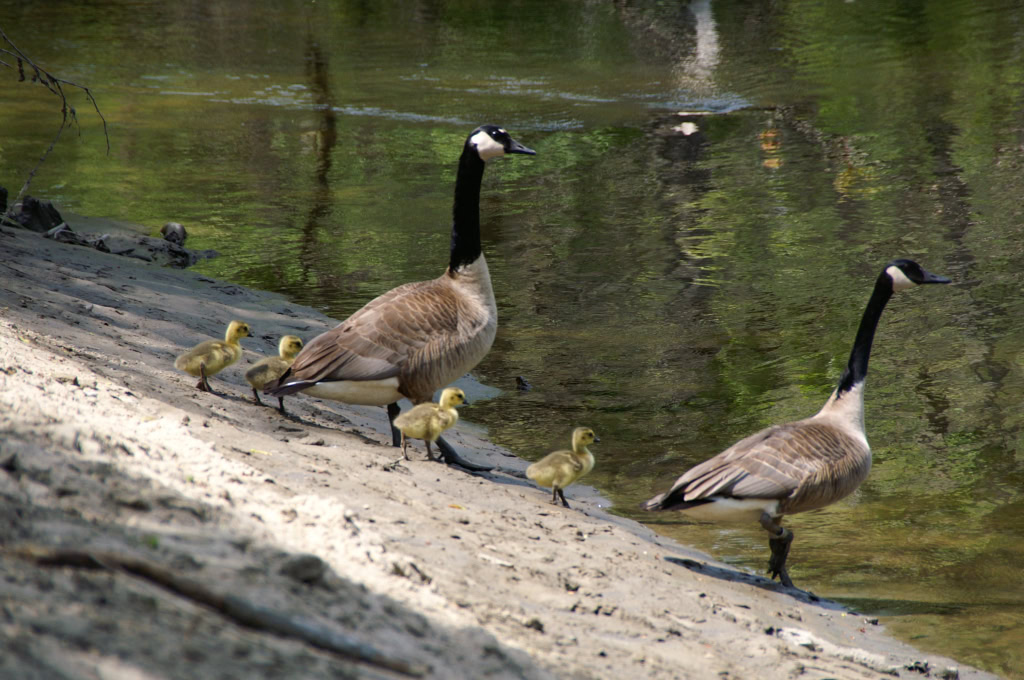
0,222,997,679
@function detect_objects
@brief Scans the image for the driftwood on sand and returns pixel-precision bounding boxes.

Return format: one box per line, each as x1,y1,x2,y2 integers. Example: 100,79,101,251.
8,544,427,678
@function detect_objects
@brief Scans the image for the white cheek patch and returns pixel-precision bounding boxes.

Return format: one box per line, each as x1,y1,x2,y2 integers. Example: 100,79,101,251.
469,130,505,160
886,265,915,291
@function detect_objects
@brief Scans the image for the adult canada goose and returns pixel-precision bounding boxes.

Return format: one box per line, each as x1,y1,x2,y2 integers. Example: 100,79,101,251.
174,320,252,394
642,259,950,588
393,386,466,461
264,125,535,471
245,335,304,413
526,427,598,508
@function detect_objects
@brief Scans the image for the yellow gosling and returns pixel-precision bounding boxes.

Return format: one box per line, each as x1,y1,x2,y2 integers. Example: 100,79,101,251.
392,387,466,461
245,335,304,413
174,320,252,394
526,427,598,508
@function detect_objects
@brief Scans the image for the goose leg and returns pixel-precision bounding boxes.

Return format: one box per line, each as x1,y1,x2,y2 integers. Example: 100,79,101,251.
252,387,263,406
277,396,286,414
386,402,402,447
760,512,795,588
768,532,794,588
435,435,494,473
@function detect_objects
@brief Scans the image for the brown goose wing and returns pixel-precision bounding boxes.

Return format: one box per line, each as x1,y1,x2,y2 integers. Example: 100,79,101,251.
647,421,865,512
268,278,460,392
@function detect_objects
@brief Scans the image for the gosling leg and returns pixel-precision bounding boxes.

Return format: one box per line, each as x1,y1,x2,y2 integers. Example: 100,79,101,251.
400,433,410,461
425,440,435,461
556,487,570,509
386,402,402,447
251,387,263,406
198,363,216,394
760,511,795,588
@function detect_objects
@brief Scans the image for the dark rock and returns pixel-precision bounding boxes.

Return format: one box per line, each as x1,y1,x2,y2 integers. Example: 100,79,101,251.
122,235,216,268
43,226,217,269
44,224,111,252
160,221,187,245
11,196,64,232
15,199,215,268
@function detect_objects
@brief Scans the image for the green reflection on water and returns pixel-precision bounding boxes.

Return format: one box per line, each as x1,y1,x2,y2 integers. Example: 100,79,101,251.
3,0,1024,676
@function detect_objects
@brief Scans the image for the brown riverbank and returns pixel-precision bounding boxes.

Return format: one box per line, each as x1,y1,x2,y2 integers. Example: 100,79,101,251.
0,221,999,679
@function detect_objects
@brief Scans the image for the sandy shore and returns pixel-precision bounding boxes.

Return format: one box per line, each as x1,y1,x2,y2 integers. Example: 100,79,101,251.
0,222,999,680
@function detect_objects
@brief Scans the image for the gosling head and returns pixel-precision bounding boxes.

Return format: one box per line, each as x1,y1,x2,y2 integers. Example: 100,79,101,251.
572,427,598,449
278,335,304,359
438,386,467,409
467,125,536,162
226,320,252,342
884,259,951,292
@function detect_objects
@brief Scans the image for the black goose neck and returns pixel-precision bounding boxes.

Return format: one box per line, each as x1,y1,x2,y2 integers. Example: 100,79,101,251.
449,145,486,273
836,270,894,396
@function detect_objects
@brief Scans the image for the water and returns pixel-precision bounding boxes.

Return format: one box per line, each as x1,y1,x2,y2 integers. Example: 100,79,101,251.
3,0,1023,675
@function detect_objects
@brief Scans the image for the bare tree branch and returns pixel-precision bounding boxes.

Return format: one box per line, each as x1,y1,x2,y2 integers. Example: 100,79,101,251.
0,24,110,229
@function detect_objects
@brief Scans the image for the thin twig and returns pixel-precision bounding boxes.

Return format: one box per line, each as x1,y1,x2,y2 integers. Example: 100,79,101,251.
0,24,110,227
8,544,428,678
0,30,109,149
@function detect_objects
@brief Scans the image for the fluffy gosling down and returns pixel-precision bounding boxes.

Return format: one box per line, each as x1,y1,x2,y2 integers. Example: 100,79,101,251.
174,320,252,394
527,427,598,508
245,335,304,413
392,387,466,461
